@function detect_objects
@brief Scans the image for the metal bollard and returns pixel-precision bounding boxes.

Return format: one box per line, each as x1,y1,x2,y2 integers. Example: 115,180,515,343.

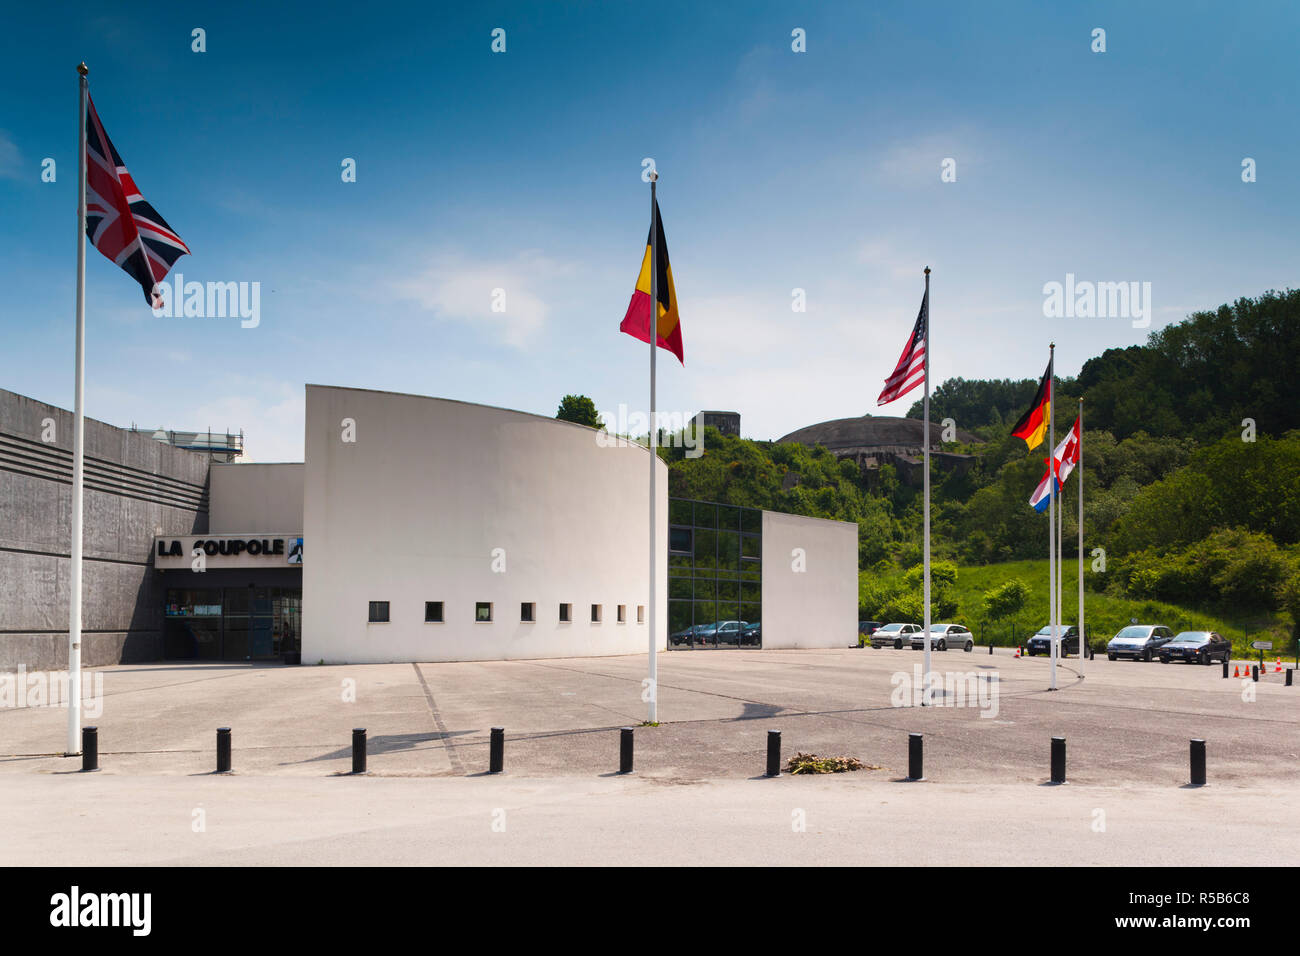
81,726,98,772
766,730,781,777
351,728,367,774
988,643,993,655
216,727,232,773
489,727,504,774
1050,736,1066,784
1252,665,1259,682
619,727,634,774
1190,739,1206,786
1222,659,1229,679
908,733,923,780
1287,669,1294,687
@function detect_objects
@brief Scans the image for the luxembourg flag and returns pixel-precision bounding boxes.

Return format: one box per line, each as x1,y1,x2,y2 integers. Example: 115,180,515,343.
1029,416,1081,512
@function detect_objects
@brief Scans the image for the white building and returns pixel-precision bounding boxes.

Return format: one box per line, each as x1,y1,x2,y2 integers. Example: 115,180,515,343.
3,384,859,668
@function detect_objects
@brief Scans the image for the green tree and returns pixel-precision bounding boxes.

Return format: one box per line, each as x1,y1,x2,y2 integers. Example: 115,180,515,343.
982,578,1030,643
555,394,603,429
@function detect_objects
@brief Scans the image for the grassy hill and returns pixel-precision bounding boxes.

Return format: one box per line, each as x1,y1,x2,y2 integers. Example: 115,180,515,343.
865,559,1291,657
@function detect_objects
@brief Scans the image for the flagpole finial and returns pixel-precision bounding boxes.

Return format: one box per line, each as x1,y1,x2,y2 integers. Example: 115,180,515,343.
924,266,930,275
648,170,658,183
77,62,88,76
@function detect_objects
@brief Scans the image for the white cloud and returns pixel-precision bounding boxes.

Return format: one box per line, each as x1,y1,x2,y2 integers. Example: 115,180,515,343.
874,128,982,188
393,250,576,348
0,131,22,181
185,382,305,463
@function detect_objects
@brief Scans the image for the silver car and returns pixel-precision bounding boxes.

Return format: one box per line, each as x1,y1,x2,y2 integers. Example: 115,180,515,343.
872,622,921,649
910,623,974,652
1107,625,1175,661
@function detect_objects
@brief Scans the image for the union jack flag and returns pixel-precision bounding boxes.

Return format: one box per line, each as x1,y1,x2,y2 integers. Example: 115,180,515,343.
85,94,189,307
876,286,928,405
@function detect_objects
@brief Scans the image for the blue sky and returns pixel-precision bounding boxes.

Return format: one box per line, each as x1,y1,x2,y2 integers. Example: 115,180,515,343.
1,0,1296,460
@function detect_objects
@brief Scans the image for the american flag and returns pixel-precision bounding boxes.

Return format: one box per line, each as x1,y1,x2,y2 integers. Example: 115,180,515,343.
85,94,189,307
876,287,928,405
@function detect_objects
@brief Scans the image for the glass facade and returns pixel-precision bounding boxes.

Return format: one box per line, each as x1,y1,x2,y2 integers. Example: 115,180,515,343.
164,587,302,661
667,498,762,649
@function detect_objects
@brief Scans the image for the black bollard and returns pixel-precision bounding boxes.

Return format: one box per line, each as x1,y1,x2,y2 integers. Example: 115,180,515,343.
1222,659,1229,679
1050,736,1066,784
989,643,993,655
489,727,504,774
351,728,367,774
216,727,232,773
81,726,98,772
766,730,781,777
1252,665,1259,682
1287,668,1294,687
908,733,923,781
619,727,634,774
1190,738,1206,786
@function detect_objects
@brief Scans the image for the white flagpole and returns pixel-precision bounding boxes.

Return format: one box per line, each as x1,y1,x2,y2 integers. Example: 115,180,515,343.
1078,398,1085,672
1048,344,1057,691
68,62,88,755
1057,462,1063,650
922,267,932,704
646,171,659,724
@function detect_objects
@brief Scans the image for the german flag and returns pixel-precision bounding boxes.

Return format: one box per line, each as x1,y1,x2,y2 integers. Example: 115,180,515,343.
1011,358,1053,449
620,198,683,364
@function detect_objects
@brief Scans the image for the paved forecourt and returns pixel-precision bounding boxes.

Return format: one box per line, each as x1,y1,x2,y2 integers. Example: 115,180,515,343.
1,647,1294,786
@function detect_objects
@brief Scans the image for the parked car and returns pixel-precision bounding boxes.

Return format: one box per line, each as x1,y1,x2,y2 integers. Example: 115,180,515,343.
859,621,882,637
1025,625,1081,658
1106,625,1175,661
670,624,700,646
872,622,921,649
911,623,974,652
713,620,748,645
1159,631,1230,665
740,621,761,646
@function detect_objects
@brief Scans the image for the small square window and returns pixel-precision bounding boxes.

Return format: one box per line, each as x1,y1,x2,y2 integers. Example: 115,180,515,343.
559,603,571,623
617,604,626,623
475,602,493,622
637,605,645,624
521,602,535,622
590,604,602,623
368,601,389,623
425,601,444,623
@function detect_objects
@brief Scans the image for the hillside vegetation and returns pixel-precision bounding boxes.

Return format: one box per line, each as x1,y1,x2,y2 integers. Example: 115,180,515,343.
644,288,1300,652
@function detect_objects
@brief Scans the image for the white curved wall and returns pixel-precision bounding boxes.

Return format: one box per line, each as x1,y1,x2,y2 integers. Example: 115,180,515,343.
302,385,668,663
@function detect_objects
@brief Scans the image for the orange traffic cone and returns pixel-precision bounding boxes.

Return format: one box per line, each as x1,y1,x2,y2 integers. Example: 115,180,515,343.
1233,665,1241,678
1014,646,1021,659
1275,658,1283,673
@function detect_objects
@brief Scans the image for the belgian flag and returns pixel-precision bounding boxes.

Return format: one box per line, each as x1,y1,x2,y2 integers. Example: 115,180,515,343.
1011,358,1053,449
620,198,684,364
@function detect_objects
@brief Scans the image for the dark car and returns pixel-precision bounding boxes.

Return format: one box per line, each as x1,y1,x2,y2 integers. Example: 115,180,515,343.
713,620,747,645
670,624,701,646
1107,625,1175,661
1159,631,1230,665
740,621,761,646
859,621,882,637
1025,625,1081,658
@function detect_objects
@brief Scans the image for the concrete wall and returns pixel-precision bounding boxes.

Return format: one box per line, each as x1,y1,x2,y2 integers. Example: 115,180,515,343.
760,511,858,649
209,463,304,533
302,385,668,663
0,389,210,670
